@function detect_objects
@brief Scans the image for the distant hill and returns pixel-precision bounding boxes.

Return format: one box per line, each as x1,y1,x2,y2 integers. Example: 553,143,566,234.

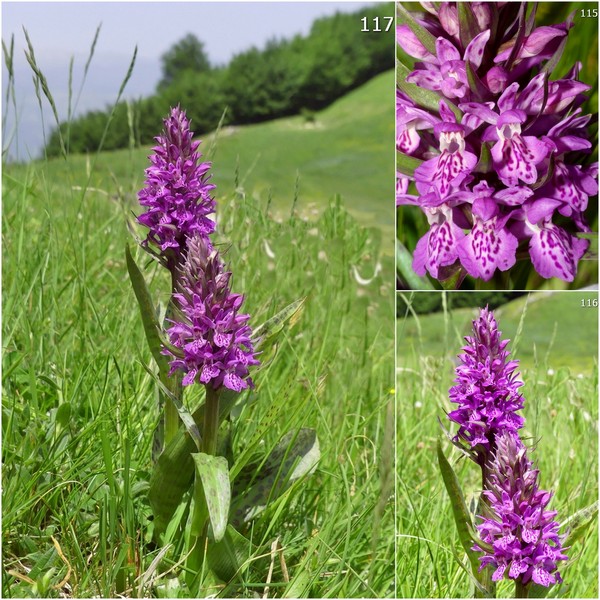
35,70,395,249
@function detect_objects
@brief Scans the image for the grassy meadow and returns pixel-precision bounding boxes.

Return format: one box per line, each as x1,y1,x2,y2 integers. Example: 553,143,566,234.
396,294,599,598
2,71,395,596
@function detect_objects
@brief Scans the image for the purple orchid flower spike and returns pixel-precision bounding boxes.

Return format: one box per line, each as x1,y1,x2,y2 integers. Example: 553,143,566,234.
396,1,597,286
163,234,260,392
447,307,525,460
474,431,567,588
138,106,216,268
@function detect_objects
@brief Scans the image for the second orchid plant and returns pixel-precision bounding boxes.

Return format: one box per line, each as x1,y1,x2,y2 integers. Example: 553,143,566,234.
437,307,596,598
126,107,319,593
396,2,598,288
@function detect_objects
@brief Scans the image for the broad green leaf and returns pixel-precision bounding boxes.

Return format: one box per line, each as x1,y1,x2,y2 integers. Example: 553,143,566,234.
191,453,230,542
438,444,496,597
562,501,598,548
148,391,241,538
396,151,423,178
252,297,306,350
396,239,434,291
125,244,170,376
438,441,496,597
207,525,254,583
230,428,320,528
396,2,437,56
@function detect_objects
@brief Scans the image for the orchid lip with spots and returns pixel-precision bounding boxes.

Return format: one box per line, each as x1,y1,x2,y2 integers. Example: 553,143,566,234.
396,1,598,285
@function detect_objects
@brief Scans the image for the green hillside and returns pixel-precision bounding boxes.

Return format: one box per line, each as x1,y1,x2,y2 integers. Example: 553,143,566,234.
397,291,599,373
24,71,394,252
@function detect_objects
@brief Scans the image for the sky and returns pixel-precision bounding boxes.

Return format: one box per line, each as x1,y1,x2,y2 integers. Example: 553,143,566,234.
1,1,374,161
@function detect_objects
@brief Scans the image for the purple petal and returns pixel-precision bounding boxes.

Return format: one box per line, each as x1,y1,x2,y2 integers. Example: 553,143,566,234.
464,30,491,69
396,25,434,61
436,36,461,63
528,222,588,281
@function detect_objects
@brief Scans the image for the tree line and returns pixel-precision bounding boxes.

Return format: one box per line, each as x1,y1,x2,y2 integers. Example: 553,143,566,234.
45,3,393,157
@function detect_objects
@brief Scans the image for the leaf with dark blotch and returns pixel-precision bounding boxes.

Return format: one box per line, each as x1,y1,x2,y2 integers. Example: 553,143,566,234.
562,501,598,548
230,429,320,528
191,453,230,542
207,525,254,583
148,390,241,539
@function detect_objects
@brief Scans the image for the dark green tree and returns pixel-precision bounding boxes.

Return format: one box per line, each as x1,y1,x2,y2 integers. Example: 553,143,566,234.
159,33,211,89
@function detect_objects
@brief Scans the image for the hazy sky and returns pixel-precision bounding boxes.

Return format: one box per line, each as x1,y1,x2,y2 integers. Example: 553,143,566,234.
2,1,373,160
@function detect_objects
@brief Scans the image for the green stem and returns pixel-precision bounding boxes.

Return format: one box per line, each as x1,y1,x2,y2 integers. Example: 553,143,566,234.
163,385,180,445
515,580,529,598
163,268,182,445
202,385,221,455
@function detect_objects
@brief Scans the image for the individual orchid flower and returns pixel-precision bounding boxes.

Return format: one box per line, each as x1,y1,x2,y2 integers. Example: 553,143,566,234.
414,121,477,198
412,204,466,279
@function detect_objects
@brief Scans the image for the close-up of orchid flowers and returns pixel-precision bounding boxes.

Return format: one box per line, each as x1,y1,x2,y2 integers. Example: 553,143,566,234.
396,2,598,289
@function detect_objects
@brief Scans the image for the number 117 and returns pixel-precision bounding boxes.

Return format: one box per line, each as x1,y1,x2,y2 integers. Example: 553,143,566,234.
360,16,394,32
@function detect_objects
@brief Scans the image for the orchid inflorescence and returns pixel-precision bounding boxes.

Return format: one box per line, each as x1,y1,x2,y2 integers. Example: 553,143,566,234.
137,105,259,392
397,2,597,284
443,307,567,591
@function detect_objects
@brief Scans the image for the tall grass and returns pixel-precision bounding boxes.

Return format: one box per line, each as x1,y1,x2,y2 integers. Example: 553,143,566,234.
396,295,598,598
2,30,395,598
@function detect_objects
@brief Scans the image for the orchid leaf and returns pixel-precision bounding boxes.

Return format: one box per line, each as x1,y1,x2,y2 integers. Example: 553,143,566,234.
505,3,527,72
191,453,230,542
437,440,480,569
562,501,598,548
396,151,423,178
230,428,320,528
438,263,467,290
465,61,489,102
125,244,170,376
396,2,437,56
438,440,496,597
252,297,306,351
139,361,202,452
148,389,242,538
207,525,254,584
396,239,434,290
